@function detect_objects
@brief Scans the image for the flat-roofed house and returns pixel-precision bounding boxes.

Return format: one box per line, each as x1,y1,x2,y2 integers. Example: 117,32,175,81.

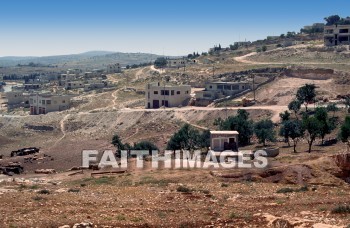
210,131,239,152
29,93,71,115
167,58,186,68
195,81,251,105
145,82,191,109
5,91,29,106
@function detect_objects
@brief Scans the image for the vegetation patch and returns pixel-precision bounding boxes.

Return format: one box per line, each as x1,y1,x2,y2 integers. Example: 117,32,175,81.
277,186,309,194
331,205,350,214
177,185,192,193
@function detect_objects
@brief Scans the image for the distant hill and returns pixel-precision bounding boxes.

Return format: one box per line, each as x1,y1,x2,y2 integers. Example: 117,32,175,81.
0,51,169,69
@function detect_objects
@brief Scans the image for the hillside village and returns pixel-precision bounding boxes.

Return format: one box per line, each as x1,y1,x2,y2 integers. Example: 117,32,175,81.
0,14,350,227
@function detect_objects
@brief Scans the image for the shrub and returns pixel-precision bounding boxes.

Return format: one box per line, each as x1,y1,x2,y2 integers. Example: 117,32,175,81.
177,186,191,193
38,189,50,194
332,205,350,214
221,183,229,187
276,188,294,193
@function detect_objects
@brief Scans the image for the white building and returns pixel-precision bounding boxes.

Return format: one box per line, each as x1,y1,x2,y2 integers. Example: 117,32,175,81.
5,91,29,106
145,82,191,109
195,81,251,102
65,80,85,90
29,93,71,115
167,58,186,68
210,131,239,151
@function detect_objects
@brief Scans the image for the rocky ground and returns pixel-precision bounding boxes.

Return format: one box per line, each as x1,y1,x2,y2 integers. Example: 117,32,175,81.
0,152,349,227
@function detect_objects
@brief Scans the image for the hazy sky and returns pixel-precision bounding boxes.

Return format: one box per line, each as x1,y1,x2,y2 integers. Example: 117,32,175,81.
1,0,350,57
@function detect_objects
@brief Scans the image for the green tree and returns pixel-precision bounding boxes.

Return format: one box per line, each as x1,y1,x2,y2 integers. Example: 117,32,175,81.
315,107,333,145
154,57,168,68
288,120,304,153
262,45,267,52
229,43,239,50
216,109,254,146
279,110,291,122
280,120,304,152
133,141,159,155
296,84,316,112
166,124,206,151
302,115,321,153
254,119,276,146
339,116,350,151
326,103,339,118
199,129,211,149
324,15,341,25
112,134,125,153
288,100,302,118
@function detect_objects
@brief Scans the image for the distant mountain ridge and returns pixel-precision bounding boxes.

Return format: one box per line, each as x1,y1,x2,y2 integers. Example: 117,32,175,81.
0,51,171,69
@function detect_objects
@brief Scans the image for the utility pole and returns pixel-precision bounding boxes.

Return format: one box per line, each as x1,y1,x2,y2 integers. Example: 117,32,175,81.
163,80,166,110
252,74,256,101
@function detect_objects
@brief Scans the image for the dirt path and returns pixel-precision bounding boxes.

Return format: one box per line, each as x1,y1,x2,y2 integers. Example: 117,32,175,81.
234,45,350,65
51,113,71,148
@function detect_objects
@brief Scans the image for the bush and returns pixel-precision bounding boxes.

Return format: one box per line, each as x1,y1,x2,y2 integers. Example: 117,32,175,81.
277,186,309,193
221,183,229,187
332,205,350,214
177,186,191,193
276,188,294,193
38,189,50,194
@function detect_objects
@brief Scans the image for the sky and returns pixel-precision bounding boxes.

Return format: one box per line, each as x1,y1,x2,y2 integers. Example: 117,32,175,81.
1,0,350,57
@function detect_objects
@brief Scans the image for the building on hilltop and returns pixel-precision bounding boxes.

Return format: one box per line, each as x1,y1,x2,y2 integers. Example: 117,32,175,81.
145,82,191,109
324,24,350,46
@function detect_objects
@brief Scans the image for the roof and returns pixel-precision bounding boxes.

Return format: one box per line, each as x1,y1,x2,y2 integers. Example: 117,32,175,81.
210,131,239,135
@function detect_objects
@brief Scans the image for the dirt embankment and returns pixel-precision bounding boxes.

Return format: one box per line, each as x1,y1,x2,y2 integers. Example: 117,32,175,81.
0,108,271,172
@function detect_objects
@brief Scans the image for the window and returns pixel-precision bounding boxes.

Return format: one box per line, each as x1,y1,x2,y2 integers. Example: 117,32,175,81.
209,86,212,89
171,90,174,95
42,100,46,105
224,85,231,90
62,100,66,103
47,100,51,105
177,91,180,95
185,91,189,94
161,90,169,96
154,91,158,95
204,93,212,98
217,85,224,90
339,29,349,33
232,85,239,90
242,86,245,89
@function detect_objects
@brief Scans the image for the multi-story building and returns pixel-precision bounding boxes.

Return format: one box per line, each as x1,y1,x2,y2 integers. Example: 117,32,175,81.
106,63,122,73
195,81,252,102
324,24,350,46
29,93,71,115
145,82,191,109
